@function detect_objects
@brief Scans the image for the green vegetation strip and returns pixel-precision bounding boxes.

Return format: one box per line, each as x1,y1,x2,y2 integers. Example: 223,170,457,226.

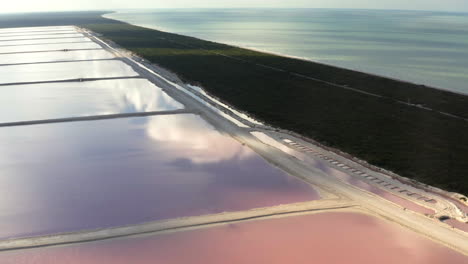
1,12,467,194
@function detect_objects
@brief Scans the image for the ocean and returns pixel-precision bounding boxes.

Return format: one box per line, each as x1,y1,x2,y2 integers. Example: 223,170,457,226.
106,9,468,94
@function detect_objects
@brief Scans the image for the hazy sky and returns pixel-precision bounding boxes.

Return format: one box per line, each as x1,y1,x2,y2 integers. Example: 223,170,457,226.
2,0,467,13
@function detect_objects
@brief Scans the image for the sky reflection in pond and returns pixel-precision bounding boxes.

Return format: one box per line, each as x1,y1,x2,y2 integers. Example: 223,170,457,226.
0,26,75,33
0,42,100,54
0,79,184,123
0,37,91,47
0,114,318,239
0,33,84,41
1,212,465,264
0,30,78,37
0,49,115,65
0,60,138,84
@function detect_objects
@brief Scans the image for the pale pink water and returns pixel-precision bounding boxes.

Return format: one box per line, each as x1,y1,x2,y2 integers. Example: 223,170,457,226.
453,201,468,215
445,219,468,232
1,212,466,263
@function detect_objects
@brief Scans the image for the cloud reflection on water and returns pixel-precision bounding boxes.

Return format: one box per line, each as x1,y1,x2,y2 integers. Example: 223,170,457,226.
0,79,183,123
146,114,251,163
0,114,318,239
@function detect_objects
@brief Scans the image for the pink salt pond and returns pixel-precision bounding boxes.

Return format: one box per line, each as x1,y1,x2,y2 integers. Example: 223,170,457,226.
1,212,466,264
444,219,468,233
0,114,318,240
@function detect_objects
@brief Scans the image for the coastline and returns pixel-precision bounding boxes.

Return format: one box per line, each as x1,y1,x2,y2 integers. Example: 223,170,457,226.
102,12,468,125
104,11,468,97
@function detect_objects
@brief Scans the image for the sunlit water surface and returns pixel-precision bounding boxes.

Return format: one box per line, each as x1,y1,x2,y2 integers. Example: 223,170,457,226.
0,26,75,33
0,42,100,54
0,49,114,64
0,60,138,84
0,33,84,41
0,79,184,123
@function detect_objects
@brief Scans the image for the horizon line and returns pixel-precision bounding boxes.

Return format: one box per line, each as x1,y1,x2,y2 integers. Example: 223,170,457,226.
1,7,468,16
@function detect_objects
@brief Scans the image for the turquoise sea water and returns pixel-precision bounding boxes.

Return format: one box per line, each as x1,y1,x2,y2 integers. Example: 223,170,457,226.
107,9,468,94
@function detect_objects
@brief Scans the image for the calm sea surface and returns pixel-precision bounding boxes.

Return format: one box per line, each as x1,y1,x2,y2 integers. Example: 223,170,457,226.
107,9,468,94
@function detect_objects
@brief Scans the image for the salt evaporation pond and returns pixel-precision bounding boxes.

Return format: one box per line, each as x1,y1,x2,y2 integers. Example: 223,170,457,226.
0,26,75,33
0,37,91,46
444,219,468,233
0,42,100,54
0,30,78,37
0,33,84,41
1,212,465,263
0,79,184,124
0,114,318,239
0,60,138,84
0,49,115,65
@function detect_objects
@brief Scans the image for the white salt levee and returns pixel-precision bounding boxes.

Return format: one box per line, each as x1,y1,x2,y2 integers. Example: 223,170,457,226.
189,84,264,126
0,33,84,41
0,37,92,47
0,26,75,33
0,79,184,124
251,132,303,159
106,48,250,128
181,85,249,127
0,50,115,65
0,60,139,84
0,42,101,54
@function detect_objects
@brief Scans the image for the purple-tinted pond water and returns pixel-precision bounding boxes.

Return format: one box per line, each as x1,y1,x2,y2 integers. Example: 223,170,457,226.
0,114,318,239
